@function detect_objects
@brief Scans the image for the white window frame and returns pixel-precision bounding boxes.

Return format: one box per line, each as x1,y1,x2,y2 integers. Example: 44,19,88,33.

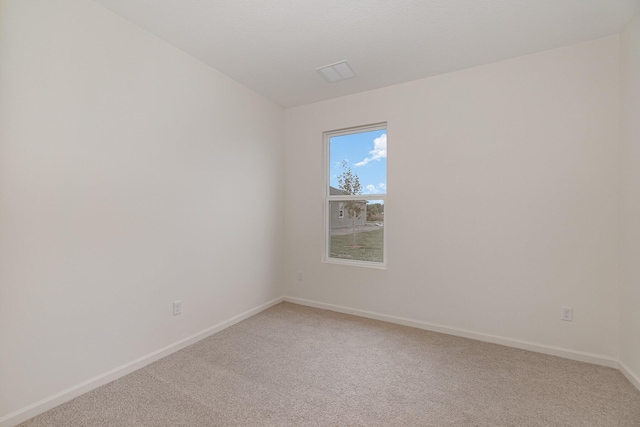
323,123,387,269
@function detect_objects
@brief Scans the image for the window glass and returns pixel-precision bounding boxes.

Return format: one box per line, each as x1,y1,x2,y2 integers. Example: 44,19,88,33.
325,125,386,266
329,200,384,263
329,130,387,195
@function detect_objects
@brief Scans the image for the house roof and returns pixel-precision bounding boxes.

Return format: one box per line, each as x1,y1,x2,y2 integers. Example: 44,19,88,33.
329,186,347,196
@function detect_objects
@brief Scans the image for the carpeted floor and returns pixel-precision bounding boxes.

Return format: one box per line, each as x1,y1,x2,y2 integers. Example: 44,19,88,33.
21,302,640,426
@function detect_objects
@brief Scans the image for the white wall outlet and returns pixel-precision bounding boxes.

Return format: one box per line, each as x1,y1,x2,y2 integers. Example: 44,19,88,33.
560,306,573,321
297,271,303,281
173,300,182,316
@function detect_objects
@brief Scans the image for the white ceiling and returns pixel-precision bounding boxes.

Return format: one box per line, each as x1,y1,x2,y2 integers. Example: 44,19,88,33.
92,0,640,107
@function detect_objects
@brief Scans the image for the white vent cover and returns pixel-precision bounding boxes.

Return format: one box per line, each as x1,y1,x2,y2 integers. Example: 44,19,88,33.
316,60,356,83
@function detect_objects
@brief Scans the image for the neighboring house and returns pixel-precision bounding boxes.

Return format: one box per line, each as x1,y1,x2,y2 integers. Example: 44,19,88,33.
330,186,366,229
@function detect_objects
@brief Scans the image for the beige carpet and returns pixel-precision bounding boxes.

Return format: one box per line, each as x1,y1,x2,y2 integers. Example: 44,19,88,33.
21,302,640,426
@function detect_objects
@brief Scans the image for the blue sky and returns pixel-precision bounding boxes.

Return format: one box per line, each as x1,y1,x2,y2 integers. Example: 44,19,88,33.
329,129,387,195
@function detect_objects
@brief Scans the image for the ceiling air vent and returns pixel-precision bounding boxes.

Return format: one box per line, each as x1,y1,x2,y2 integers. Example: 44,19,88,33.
316,60,356,83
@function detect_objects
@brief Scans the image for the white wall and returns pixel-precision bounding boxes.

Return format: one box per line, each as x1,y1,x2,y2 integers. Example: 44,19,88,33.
0,0,283,420
285,37,621,359
620,13,640,382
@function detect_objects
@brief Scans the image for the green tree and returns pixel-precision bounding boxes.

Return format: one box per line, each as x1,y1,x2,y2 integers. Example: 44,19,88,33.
337,160,363,246
367,203,383,221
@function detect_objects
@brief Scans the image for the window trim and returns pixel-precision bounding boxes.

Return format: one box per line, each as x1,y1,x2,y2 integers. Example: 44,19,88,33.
323,123,387,269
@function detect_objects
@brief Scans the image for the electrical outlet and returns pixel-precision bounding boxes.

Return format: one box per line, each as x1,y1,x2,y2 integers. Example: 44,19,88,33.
173,300,182,316
560,306,573,321
297,271,303,281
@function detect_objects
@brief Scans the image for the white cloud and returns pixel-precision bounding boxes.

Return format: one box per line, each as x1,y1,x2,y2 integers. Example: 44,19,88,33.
355,134,387,167
364,183,387,194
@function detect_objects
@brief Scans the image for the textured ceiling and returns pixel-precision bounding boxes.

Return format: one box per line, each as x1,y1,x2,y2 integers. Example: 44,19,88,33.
92,0,640,107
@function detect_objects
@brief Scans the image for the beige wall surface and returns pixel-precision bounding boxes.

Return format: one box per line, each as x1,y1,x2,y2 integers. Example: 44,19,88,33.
620,14,640,381
285,36,621,359
0,0,284,419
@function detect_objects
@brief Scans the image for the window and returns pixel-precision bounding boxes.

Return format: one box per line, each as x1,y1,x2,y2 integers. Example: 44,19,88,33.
324,123,387,267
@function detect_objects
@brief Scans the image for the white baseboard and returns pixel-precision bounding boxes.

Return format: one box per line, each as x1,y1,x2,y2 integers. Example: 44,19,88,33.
0,296,284,427
4,294,638,427
619,361,640,392
283,296,621,370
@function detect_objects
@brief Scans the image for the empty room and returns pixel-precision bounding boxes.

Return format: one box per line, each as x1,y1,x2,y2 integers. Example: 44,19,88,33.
1,0,640,425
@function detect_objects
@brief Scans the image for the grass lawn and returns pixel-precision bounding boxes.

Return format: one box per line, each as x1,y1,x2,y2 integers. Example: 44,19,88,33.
330,228,383,262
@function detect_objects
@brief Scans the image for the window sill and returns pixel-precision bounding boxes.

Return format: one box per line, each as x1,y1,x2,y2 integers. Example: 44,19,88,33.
322,258,387,270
